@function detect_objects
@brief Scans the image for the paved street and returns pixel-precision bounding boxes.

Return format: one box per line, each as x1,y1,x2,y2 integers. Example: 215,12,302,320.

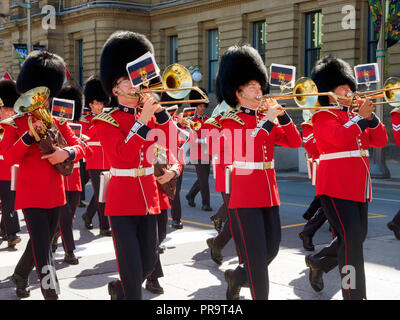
0,169,399,300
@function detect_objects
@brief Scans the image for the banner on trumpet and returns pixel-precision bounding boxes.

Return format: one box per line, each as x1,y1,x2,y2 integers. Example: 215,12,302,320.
354,63,380,86
269,64,296,89
126,51,160,87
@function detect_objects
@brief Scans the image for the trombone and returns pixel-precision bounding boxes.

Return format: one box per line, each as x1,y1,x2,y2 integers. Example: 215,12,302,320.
118,64,209,106
339,77,400,108
241,78,340,112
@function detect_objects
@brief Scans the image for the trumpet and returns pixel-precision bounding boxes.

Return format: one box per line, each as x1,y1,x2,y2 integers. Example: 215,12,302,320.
116,64,209,106
241,78,340,113
184,119,202,131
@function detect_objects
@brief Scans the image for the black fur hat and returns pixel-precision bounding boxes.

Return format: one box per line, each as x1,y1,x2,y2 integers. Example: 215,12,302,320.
57,82,83,122
189,87,208,108
217,44,268,108
84,75,111,108
311,54,356,106
0,80,19,108
16,50,66,97
100,31,154,96
215,74,223,104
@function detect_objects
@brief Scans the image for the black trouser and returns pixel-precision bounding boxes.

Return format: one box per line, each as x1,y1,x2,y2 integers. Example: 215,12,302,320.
302,207,327,238
148,209,168,280
228,206,281,300
170,173,183,222
109,215,158,300
213,193,232,250
86,169,110,230
303,196,321,219
0,180,20,236
58,191,80,253
311,195,368,300
390,210,400,225
15,208,61,299
187,163,210,206
79,160,90,201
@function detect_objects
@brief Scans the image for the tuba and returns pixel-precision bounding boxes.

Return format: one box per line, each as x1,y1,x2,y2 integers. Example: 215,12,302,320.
14,87,74,176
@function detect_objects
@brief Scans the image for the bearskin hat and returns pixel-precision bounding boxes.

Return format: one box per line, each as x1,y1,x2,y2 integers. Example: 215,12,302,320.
108,94,119,109
311,54,357,106
189,87,208,109
84,75,111,108
16,50,66,97
215,74,223,104
217,44,268,108
0,80,19,108
57,82,83,122
100,31,154,96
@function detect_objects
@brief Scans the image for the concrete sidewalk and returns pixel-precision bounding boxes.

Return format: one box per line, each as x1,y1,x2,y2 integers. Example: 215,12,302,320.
0,234,398,300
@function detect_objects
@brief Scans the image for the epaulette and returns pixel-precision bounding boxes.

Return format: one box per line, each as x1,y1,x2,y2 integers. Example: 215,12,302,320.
390,107,400,114
311,109,338,122
204,117,222,129
92,108,119,128
301,119,313,127
220,109,244,126
0,113,25,129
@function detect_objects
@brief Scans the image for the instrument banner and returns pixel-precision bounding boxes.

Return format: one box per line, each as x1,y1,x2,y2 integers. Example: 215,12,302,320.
67,122,82,139
51,98,75,120
126,51,160,87
354,63,380,85
182,107,196,118
269,63,296,88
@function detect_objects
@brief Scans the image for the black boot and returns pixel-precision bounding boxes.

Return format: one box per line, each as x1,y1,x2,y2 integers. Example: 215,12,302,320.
7,234,21,248
145,279,164,294
224,269,241,300
82,213,93,230
305,255,324,292
210,215,223,233
206,238,223,265
387,221,400,240
64,251,79,265
185,194,195,207
299,232,315,251
11,273,30,298
108,280,124,300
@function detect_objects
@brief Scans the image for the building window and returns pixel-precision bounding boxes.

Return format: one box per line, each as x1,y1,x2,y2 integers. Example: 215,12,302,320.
77,39,83,87
252,20,267,63
367,11,378,63
208,29,219,93
305,11,323,76
169,35,178,64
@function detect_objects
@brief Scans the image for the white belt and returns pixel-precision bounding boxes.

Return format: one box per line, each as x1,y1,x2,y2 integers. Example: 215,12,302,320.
319,150,369,161
233,160,274,170
0,155,3,160
196,138,207,144
73,163,80,169
87,141,101,146
110,166,154,177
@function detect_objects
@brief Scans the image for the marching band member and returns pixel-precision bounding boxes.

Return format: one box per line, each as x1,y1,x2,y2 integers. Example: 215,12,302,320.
54,83,86,265
2,51,84,300
305,55,388,300
93,31,177,300
0,80,21,248
82,76,112,236
219,45,302,300
185,89,213,211
387,108,400,239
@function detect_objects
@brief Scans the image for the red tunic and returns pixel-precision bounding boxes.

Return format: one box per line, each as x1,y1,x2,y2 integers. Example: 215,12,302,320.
92,108,176,216
84,114,110,170
0,137,11,181
312,109,388,202
221,108,302,209
391,108,400,147
188,114,212,163
1,115,85,209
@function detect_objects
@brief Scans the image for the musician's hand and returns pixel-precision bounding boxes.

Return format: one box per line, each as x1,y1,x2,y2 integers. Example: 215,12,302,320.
138,94,160,125
263,100,284,122
177,113,189,127
28,120,45,137
357,98,374,120
41,146,69,165
156,168,176,184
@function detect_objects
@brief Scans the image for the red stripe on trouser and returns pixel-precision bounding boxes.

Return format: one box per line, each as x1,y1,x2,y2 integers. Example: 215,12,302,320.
234,208,256,299
223,193,242,264
109,218,125,297
22,210,47,299
330,198,351,300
